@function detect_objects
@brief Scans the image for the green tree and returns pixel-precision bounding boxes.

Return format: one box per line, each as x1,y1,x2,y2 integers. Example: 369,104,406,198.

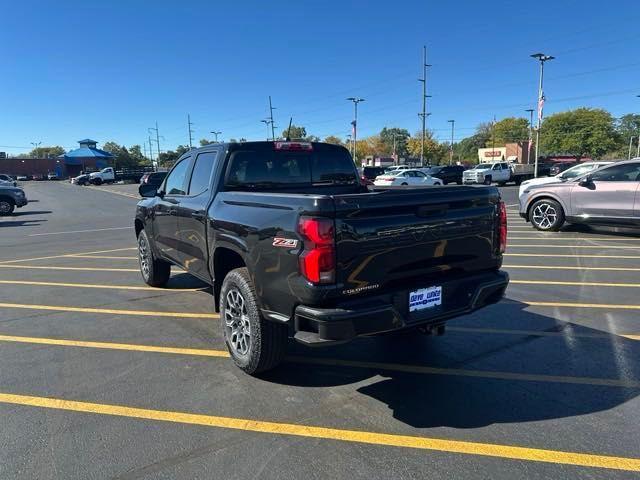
323,135,344,145
489,117,530,146
406,131,448,164
29,146,65,158
613,114,640,158
102,141,137,168
379,127,410,157
129,145,147,165
540,108,619,159
199,138,214,146
157,145,191,167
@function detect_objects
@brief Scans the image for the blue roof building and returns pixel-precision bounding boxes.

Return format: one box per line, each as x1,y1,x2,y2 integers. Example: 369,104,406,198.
59,139,114,175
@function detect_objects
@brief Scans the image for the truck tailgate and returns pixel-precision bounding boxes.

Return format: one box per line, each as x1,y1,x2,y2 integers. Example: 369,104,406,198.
332,186,501,293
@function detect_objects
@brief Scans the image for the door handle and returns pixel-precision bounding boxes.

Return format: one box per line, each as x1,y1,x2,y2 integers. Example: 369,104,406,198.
191,211,206,221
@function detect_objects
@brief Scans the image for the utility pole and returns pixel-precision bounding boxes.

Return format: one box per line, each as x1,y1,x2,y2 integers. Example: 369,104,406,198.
261,119,271,140
268,96,276,141
148,136,154,166
418,46,432,166
210,131,221,143
629,136,636,160
531,53,555,177
143,143,147,162
447,120,455,165
525,108,534,164
346,97,364,160
187,114,195,149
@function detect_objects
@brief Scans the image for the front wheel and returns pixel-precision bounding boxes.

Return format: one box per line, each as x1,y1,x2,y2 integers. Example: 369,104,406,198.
138,229,171,287
530,199,565,231
221,267,287,375
433,182,442,186
483,176,492,185
93,178,103,185
0,198,15,216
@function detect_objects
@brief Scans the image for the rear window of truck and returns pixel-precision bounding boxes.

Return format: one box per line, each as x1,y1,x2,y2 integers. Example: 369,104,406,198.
224,147,357,189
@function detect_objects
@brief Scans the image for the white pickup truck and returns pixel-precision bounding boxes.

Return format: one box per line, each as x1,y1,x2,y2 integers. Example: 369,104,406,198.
89,167,116,185
463,161,535,186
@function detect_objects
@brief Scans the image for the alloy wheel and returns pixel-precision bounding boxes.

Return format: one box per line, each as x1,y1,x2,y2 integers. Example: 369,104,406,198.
224,288,251,356
138,235,150,279
532,203,558,230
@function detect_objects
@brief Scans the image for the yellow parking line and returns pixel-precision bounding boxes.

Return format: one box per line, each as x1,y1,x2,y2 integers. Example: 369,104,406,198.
0,302,218,318
505,253,640,259
523,301,640,311
0,334,228,357
504,265,640,271
1,332,638,388
0,280,199,291
0,393,637,471
508,244,640,249
67,255,137,260
511,280,640,288
448,326,640,341
0,265,138,272
0,247,137,264
509,236,640,242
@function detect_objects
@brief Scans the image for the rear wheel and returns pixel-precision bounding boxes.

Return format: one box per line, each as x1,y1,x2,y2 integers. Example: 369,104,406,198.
434,182,442,186
221,267,288,375
530,199,565,231
0,198,15,215
94,177,103,185
137,229,171,287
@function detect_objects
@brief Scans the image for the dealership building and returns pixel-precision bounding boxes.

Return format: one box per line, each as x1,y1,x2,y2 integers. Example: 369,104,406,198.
478,142,532,164
0,139,113,178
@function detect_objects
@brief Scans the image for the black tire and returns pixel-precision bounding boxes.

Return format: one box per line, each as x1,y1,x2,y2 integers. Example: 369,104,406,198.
220,267,287,375
456,180,463,185
529,198,565,231
137,229,171,287
483,175,492,185
434,182,441,186
94,177,103,185
0,197,15,216
497,181,506,187
401,182,408,186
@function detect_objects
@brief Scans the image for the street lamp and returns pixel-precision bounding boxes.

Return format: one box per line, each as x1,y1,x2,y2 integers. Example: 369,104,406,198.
30,141,42,155
636,95,640,158
261,119,272,141
347,97,364,160
531,53,554,177
447,120,455,165
210,131,222,143
525,109,535,164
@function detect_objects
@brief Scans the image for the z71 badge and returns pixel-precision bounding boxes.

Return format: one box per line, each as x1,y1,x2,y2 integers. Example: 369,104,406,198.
273,237,298,248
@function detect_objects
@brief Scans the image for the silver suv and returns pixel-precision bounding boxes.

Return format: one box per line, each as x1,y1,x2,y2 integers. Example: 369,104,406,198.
519,159,640,231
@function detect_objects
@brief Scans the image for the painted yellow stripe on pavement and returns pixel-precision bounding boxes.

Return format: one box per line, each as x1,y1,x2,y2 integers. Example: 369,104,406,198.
505,253,640,259
0,265,138,272
0,247,137,264
504,264,640,271
0,302,218,318
511,280,640,288
0,334,228,357
68,255,137,260
523,301,640,311
508,244,640,249
0,393,638,471
447,326,640,341
0,332,638,388
0,280,199,291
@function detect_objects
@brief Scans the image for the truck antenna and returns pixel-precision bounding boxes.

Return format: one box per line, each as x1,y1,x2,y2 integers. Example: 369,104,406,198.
286,117,293,141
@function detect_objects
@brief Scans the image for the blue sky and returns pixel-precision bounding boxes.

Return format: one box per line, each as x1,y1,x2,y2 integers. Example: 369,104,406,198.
1,0,639,155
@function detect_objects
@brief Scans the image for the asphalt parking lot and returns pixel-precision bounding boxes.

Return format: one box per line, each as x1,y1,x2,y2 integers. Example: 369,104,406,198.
1,181,640,479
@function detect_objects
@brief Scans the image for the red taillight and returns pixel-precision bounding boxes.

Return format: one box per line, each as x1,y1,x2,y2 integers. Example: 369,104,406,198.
298,216,335,284
498,201,507,254
274,141,313,151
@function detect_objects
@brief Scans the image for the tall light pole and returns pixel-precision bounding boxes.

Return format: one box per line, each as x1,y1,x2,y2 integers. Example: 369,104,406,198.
210,131,222,143
268,96,276,141
447,120,455,165
30,142,42,155
261,119,271,140
531,53,554,177
418,46,432,166
347,97,364,160
187,114,194,149
525,108,534,164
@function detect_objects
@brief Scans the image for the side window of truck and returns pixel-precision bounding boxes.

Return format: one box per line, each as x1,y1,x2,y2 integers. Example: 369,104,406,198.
188,151,217,196
164,157,191,196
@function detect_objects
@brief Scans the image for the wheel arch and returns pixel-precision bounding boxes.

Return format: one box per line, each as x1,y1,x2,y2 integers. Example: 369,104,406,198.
213,246,248,312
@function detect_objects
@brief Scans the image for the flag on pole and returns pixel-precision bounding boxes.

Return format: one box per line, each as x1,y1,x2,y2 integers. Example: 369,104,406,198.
537,93,545,123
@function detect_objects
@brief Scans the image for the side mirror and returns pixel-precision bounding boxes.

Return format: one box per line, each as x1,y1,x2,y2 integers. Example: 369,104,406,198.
578,175,593,187
139,184,160,198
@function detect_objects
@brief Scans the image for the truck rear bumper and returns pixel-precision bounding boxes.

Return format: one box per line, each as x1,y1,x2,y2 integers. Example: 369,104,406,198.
293,270,509,346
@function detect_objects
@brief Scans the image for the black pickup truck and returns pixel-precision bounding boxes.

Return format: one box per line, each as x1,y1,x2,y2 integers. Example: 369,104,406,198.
135,141,508,374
